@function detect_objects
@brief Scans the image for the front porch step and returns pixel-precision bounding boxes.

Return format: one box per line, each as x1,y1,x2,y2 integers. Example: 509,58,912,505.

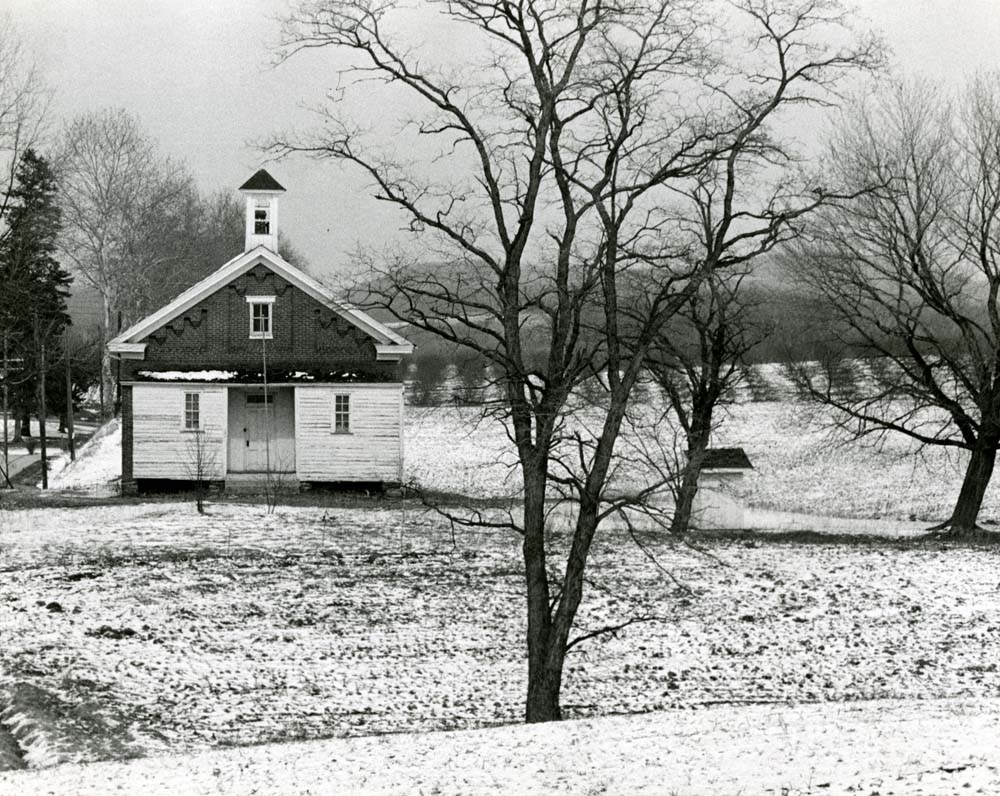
225,473,300,494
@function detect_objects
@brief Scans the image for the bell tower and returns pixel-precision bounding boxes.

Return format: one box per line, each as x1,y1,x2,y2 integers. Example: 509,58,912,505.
239,169,286,253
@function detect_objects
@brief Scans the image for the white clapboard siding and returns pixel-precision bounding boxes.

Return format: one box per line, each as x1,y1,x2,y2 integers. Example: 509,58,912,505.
294,384,403,481
133,385,227,479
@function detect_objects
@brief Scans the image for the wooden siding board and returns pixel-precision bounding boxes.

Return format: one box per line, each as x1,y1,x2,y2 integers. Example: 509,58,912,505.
294,385,402,481
132,385,227,479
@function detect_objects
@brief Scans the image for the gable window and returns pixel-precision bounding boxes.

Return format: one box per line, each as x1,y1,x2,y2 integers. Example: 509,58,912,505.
247,296,275,339
334,394,350,433
184,392,200,431
254,199,270,235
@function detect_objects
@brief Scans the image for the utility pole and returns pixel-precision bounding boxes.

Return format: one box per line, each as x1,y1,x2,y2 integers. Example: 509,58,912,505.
65,335,75,462
115,310,122,416
34,313,48,490
98,323,105,421
262,336,271,476
1,334,10,490
2,334,9,480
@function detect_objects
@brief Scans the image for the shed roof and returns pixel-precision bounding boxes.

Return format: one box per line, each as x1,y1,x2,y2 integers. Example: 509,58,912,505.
700,448,753,470
239,169,285,192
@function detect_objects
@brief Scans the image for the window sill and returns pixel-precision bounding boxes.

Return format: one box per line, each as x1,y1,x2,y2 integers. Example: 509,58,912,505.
332,430,353,435
249,334,274,340
181,428,205,434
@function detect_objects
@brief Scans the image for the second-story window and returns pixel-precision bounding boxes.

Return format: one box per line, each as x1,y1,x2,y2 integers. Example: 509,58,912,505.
247,296,275,339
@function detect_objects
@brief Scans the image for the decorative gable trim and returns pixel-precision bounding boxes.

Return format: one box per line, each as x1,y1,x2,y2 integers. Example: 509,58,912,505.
107,246,413,358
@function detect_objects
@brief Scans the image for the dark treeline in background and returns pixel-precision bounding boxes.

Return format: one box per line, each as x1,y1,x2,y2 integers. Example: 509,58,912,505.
400,280,910,407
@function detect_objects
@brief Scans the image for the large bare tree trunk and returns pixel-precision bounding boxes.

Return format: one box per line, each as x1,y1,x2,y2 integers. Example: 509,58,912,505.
523,462,561,722
524,392,632,722
941,438,998,536
671,418,713,535
670,461,701,535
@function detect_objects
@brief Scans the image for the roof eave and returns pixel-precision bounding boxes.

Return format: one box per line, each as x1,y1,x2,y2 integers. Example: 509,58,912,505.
375,343,415,361
107,342,147,359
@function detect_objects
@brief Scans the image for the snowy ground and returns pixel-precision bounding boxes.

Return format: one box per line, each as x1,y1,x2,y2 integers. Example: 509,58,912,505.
33,388,994,527
1,501,999,774
3,696,999,795
3,381,1000,788
405,402,998,524
44,419,119,493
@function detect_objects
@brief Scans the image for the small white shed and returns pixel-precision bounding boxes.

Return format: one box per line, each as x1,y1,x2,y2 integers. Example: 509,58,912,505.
692,448,754,530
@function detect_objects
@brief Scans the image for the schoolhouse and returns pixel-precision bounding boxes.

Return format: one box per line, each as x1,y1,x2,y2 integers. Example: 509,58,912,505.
108,170,413,493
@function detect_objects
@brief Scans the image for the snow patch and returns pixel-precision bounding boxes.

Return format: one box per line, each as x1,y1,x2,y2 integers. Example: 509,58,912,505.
138,370,237,381
46,419,121,492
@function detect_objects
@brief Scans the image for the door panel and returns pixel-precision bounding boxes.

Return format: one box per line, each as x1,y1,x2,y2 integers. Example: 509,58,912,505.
244,395,273,472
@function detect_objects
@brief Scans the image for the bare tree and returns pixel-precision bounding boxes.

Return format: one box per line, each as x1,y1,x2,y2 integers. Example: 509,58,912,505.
271,0,880,722
184,426,219,514
786,76,1000,538
55,108,190,416
0,15,49,237
646,270,764,534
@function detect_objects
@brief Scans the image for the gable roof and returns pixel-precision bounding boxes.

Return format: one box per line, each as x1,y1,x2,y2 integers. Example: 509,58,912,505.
239,169,285,192
700,448,753,470
108,246,412,359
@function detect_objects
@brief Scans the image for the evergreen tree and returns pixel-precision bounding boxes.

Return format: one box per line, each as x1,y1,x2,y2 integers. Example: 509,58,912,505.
0,149,73,433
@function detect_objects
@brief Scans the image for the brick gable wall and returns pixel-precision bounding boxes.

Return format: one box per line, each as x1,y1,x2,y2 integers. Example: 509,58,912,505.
120,265,399,381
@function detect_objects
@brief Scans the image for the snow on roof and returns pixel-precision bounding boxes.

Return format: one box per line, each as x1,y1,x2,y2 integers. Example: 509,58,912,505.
138,370,237,381
133,369,376,383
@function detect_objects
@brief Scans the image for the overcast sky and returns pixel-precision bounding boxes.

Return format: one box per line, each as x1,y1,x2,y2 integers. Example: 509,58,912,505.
7,0,1000,279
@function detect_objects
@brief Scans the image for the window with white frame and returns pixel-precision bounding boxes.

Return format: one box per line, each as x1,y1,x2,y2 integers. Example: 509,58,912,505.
334,394,350,433
184,392,200,431
247,296,274,339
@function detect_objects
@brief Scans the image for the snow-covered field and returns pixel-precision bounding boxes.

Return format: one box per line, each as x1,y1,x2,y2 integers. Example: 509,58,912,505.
406,401,995,524
4,697,999,795
1,501,1000,775
2,379,1000,789
44,398,993,525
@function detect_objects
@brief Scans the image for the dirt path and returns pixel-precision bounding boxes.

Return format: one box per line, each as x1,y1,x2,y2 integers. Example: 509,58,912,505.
2,697,998,795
